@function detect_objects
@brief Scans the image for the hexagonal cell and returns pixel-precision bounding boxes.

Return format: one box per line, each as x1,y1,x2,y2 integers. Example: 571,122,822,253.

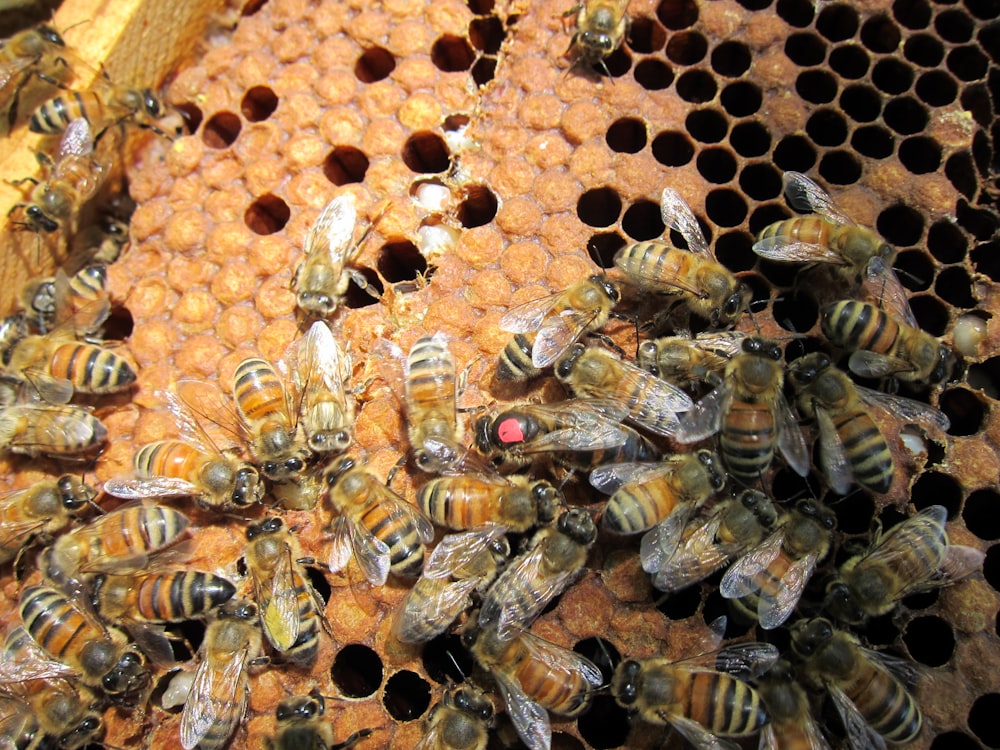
634,58,674,90
893,0,932,29
652,129,694,166
622,199,664,241
605,117,648,153
796,69,838,104
859,14,901,53
935,266,976,308
577,187,623,228
720,81,762,117
969,693,1000,748
401,131,451,174
816,4,859,42
710,41,751,77
657,0,699,30
383,670,431,721
324,145,370,185
915,70,958,106
964,489,1000,541
851,125,895,159
696,147,737,184
240,85,278,121
355,45,396,82
676,69,717,103
202,110,242,147
666,31,708,65
244,193,290,235
828,44,870,79
871,57,914,95
431,34,476,72
785,32,827,66
332,644,384,698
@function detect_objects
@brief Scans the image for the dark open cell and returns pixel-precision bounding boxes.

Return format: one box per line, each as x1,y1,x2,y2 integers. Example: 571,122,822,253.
720,81,762,116
796,69,838,104
244,194,289,235
240,85,278,122
916,69,958,106
736,0,773,10
574,637,621,683
948,44,989,81
383,670,431,721
829,44,870,79
840,83,881,121
785,32,827,66
852,125,895,159
772,134,816,171
305,566,330,605
936,8,975,40
657,584,702,619
241,0,268,14
748,204,793,237
467,0,493,12
945,151,978,200
966,0,1000,20
578,695,631,749
745,272,773,313
985,545,1000,594
577,187,622,228
324,145,369,185
378,239,427,283
711,41,752,76
893,0,932,27
910,294,950,336
469,15,505,53
715,231,758,272
472,56,497,86
657,0,699,29
894,249,934,292
971,239,1000,281
739,162,783,200
666,31,708,65
884,96,930,135
622,200,665,241
332,644,383,698
705,189,748,227
457,184,499,228
939,386,986,435
903,617,955,665
696,147,737,184
676,69,717,103
431,34,476,72
652,129,694,165
877,204,925,247
957,198,999,241
606,117,648,153
174,102,203,134
872,57,914,94
588,232,626,268
860,14,901,52
777,0,816,27
817,150,861,184
685,108,728,143
904,33,945,67
758,258,799,288
401,131,451,173
634,58,674,90
773,290,819,332
354,46,396,82
729,121,771,157
422,633,473,683
603,45,634,77
969,693,1000,747
935,266,977,308
830,491,875,534
927,219,968,263
981,22,1000,62
202,111,241,148
964,489,1000,540
932,732,985,750
806,108,848,146
629,16,667,53
817,4,859,41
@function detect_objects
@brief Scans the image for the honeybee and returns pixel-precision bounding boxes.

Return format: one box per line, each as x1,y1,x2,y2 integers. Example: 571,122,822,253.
0,474,95,566
324,457,435,585
496,275,620,381
564,0,631,76
720,498,836,630
478,508,596,638
294,194,379,318
416,685,495,750
636,331,746,389
462,611,603,750
788,352,950,495
640,489,778,593
675,337,810,484
790,618,922,748
824,505,984,625
589,449,725,535
90,569,236,626
29,83,170,136
393,526,510,643
473,398,629,469
614,188,750,327
11,118,109,234
265,691,372,750
244,517,329,666
180,599,265,750
0,678,104,750
611,643,778,748
19,584,150,705
554,344,692,437
418,472,561,533
20,263,111,339
821,300,956,386
0,402,107,458
0,25,72,130
296,320,355,455
757,659,832,750
42,503,190,590
406,333,463,472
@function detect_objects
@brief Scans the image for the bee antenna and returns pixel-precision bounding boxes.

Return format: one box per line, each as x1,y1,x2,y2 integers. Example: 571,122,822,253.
445,648,469,681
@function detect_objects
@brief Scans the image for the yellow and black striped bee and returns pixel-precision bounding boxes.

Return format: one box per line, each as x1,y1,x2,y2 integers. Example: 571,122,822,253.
264,691,372,750
563,0,631,76
417,472,560,533
824,505,984,625
324,457,435,585
19,263,110,339
296,320,355,455
0,474,95,567
405,333,463,472
0,675,104,750
615,188,750,328
29,83,171,136
636,331,746,390
0,25,72,130
757,659,832,750
790,618,923,748
496,275,620,381
0,402,107,458
244,517,328,667
415,685,495,750
821,300,956,386
676,337,809,485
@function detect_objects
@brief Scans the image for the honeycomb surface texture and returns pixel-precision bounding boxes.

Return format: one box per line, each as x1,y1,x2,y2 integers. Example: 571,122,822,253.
2,0,1000,747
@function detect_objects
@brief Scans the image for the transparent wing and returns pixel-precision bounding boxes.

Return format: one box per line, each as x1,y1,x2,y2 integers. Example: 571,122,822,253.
493,670,552,750
777,396,810,477
520,629,604,688
348,517,393,587
590,460,673,495
675,383,730,444
752,235,848,265
179,648,248,750
847,350,913,380
814,406,852,495
424,526,508,579
163,383,242,453
660,188,711,258
713,642,780,679
862,257,915,327
828,685,888,750
783,171,855,226
103,475,201,499
260,548,301,653
307,194,359,276
757,552,818,630
532,307,601,368
719,530,785,599
499,291,562,334
669,715,742,750
857,386,951,432
392,577,479,643
58,118,94,158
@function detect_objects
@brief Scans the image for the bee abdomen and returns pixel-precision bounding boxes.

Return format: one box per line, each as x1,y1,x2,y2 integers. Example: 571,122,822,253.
50,343,136,394
140,572,236,621
833,411,893,493
722,404,776,481
497,334,538,381
686,672,768,736
846,669,922,743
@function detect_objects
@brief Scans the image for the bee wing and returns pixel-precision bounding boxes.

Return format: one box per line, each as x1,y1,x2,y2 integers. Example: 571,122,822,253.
856,386,951,432
751,235,848,265
499,292,562,334
306,194,359,274
0,517,48,549
668,715,743,750
424,526,508,579
58,117,94,158
759,717,833,750
258,546,301,653
620,358,693,413
392,577,479,643
660,188,711,259
22,370,74,405
645,515,730,591
719,529,786,599
492,670,552,750
522,424,627,453
693,331,747,356
777,396,810,477
591,460,672,495
712,642,780,680
531,308,600,368
846,350,914,380
477,546,546,633
814,406,853,496
827,685,888,750
164,383,243,453
757,551,818,630
674,382,731,444
345,516,393,587
0,626,78,682
179,647,249,750
783,171,855,226
298,320,350,399
103,476,202,499
862,257,916,327
939,544,986,585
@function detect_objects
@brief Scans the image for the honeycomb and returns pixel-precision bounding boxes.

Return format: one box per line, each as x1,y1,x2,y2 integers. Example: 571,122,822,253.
1,0,999,747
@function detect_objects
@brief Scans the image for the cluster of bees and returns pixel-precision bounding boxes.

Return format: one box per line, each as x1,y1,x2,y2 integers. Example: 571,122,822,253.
0,6,988,750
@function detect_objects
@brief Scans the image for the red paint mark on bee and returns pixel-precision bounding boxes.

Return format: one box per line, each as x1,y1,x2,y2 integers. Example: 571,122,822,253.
497,418,524,444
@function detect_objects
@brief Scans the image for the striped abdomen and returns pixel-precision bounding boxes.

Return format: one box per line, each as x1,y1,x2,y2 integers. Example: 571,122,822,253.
840,661,922,743
127,571,236,622
508,639,593,717
721,400,776,483
48,341,135,394
233,357,290,426
831,406,893,493
676,671,768,737
604,476,682,534
358,496,426,576
822,300,900,355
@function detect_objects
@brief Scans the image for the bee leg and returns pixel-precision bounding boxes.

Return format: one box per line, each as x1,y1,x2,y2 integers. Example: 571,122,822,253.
347,268,382,300
332,729,374,749
385,453,407,486
586,331,626,358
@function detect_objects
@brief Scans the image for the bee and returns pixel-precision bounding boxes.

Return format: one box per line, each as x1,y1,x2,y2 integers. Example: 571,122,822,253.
324,456,435,586
417,472,561,533
462,611,603,750
820,300,956,386
0,474,95,567
180,599,265,750
406,333,463,472
265,691,372,750
640,489,778,594
0,402,107,458
294,194,379,318
416,685,495,750
0,25,72,130
90,569,237,624
611,643,778,748
393,526,510,643
720,498,837,630
11,118,109,234
42,503,190,590
757,659,832,750
636,331,746,389
564,0,631,76
589,449,725,535
478,508,595,639
676,337,810,485
0,678,104,750
19,584,150,705
473,399,629,469
29,83,170,136
614,188,750,328
296,320,355,455
824,505,985,625
554,344,692,437
19,263,111,340
496,275,620,381
244,517,328,666
788,352,951,494
790,618,922,748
